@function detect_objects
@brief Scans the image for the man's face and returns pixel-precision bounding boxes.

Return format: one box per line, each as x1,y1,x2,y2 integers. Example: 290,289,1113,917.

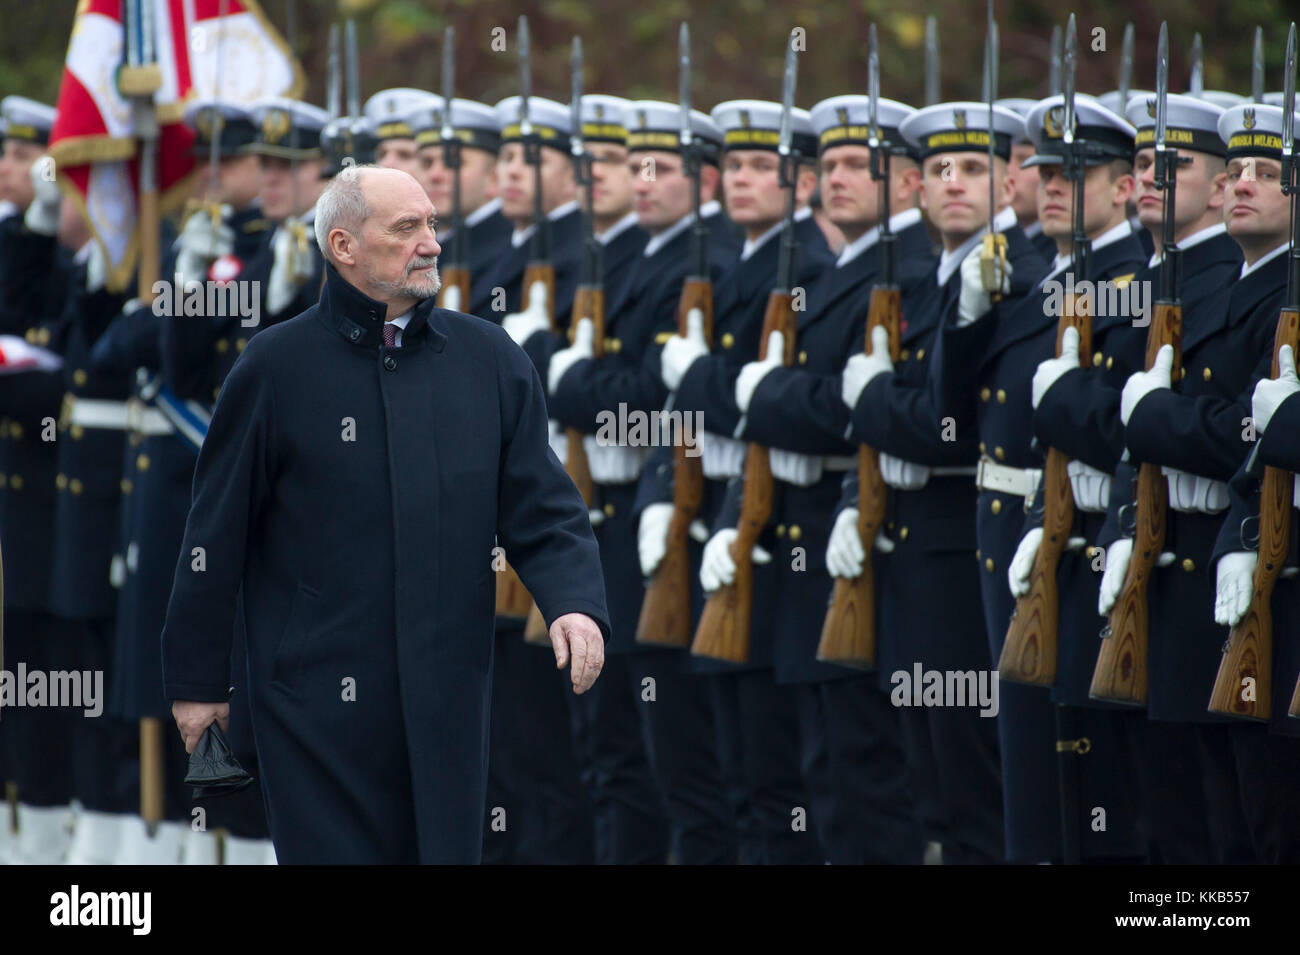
1131,148,1225,233
260,156,329,220
1006,143,1039,222
346,170,442,303
417,145,497,217
1036,161,1133,239
194,153,262,208
630,150,691,231
0,140,46,208
722,149,786,227
918,151,1007,241
495,142,577,221
1224,156,1289,245
586,142,633,220
819,144,879,232
375,137,421,179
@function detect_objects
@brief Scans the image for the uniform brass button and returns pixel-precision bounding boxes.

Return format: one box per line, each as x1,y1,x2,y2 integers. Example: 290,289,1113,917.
70,478,83,495
1182,558,1195,573
979,441,987,454
236,337,248,352
788,525,802,541
887,522,895,531
798,350,808,365
55,473,67,490
121,478,133,495
213,386,221,400
24,328,37,344
899,526,909,540
985,557,995,572
991,499,1002,514
1202,366,1212,382
1105,356,1114,370
975,548,982,560
73,369,87,387
1092,351,1103,366
610,338,622,352
980,387,991,402
721,332,735,348
603,502,615,517
900,348,911,361
1085,545,1096,558
9,422,22,440
776,524,786,537
996,389,1006,403
916,348,926,360
70,425,84,440
9,474,21,490
384,355,398,371
137,454,150,471
39,328,50,345
994,446,1005,460
130,432,143,447
1179,366,1188,381
215,338,229,353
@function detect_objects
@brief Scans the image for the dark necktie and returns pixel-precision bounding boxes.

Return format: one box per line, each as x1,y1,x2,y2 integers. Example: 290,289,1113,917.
383,321,398,348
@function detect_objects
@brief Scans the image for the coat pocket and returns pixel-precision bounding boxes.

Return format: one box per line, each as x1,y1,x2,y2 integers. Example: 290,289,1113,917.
271,583,319,688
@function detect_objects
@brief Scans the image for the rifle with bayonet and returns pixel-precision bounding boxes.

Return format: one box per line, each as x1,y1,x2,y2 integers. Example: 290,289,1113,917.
345,19,360,118
925,17,940,106
1091,21,1185,705
523,36,604,643
1189,33,1204,97
1001,13,1093,685
816,22,898,668
1118,23,1134,107
436,26,471,311
692,33,802,663
1212,23,1299,720
637,22,714,647
1253,27,1266,104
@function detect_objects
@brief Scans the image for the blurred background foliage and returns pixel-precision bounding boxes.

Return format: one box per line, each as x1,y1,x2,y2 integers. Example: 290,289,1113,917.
4,0,1296,109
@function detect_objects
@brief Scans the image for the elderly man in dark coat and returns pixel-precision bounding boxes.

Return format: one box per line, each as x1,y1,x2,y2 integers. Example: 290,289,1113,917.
162,164,609,864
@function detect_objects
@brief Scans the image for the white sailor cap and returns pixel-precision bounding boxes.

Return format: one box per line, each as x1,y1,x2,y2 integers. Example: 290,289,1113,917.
495,95,572,152
320,116,378,178
0,96,55,146
1022,94,1136,167
407,97,501,153
710,100,817,159
622,101,723,164
1262,92,1285,107
572,94,631,145
183,98,258,157
1125,92,1225,156
1196,91,1247,110
1097,90,1153,119
810,95,918,158
899,101,1024,161
248,98,330,159
1218,103,1300,160
995,97,1039,143
364,88,437,142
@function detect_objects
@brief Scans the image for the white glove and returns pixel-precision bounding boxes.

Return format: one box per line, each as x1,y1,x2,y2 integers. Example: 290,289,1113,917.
440,284,462,312
548,317,594,394
1163,469,1230,514
85,240,108,294
699,431,747,479
175,205,235,286
266,218,315,315
502,280,551,345
826,508,865,578
735,329,784,413
841,325,893,410
1008,526,1086,597
638,502,675,577
1067,459,1111,512
1097,537,1133,615
957,242,1012,325
23,156,61,236
769,449,823,486
700,527,771,591
1032,326,1081,409
1252,344,1300,434
661,307,708,391
1214,551,1257,627
1120,344,1173,426
584,435,647,484
879,452,930,490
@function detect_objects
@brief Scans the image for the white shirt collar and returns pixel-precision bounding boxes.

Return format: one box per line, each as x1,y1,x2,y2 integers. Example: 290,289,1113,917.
1240,240,1289,279
741,205,812,261
598,210,640,246
937,206,1018,286
1022,219,1043,239
0,200,16,222
1046,219,1135,280
465,197,502,228
836,207,923,268
642,200,722,258
509,199,581,248
1146,222,1228,269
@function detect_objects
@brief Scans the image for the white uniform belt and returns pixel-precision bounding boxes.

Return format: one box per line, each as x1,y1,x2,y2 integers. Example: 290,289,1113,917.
975,457,1042,497
121,398,175,435
930,465,978,477
822,455,857,471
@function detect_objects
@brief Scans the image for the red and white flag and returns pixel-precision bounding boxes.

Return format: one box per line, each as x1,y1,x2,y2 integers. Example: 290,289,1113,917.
48,0,302,292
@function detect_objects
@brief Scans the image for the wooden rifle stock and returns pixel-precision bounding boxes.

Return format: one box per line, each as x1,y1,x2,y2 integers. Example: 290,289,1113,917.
999,297,1093,684
1090,301,1183,704
637,278,715,646
1210,308,1299,719
497,265,558,621
524,283,606,643
692,291,795,663
437,265,471,311
816,287,900,668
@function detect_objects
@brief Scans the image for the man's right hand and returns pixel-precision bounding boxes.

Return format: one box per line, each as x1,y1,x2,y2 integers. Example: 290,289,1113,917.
172,700,230,754
957,243,1012,326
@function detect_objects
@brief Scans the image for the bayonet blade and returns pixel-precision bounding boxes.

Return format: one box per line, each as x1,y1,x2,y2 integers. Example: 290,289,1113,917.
1190,33,1204,96
570,36,584,158
1063,15,1076,144
678,22,692,146
1284,23,1296,155
1253,26,1266,103
1155,22,1169,151
441,26,456,140
867,23,879,146
925,16,939,106
1049,24,1063,95
518,15,532,136
778,32,798,155
1119,22,1134,106
327,24,341,120
345,19,359,117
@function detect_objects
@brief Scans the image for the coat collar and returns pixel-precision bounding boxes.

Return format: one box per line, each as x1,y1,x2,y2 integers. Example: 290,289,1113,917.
317,261,447,353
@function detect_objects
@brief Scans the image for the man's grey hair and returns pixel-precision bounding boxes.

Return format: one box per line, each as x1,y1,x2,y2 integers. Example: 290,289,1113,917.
314,163,375,263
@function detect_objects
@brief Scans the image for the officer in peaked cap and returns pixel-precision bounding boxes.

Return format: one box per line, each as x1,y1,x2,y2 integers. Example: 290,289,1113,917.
364,87,437,179
0,96,56,213
999,97,1061,260
405,96,511,314
1096,89,1158,258
320,115,378,177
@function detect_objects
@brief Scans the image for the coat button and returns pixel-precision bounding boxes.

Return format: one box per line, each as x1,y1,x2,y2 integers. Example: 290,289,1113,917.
997,389,1007,403
603,502,615,517
899,526,909,541
70,478,83,495
991,499,1002,514
798,350,808,364
70,425,84,440
73,369,87,387
788,524,802,541
213,386,221,400
1092,351,1103,366
9,474,21,490
610,338,622,352
1085,545,1096,558
776,524,786,537
350,328,361,342
721,332,735,348
1182,558,1195,573
137,453,150,471
994,446,1005,460
384,356,398,371
39,328,50,345
900,348,910,361
56,473,67,490
1105,356,1114,370
985,557,995,572
979,441,986,454
236,337,248,351
24,328,37,344
130,432,142,447
1179,366,1188,381
215,338,229,353
980,387,991,402
9,422,22,439
121,478,133,494
916,348,926,360
1202,366,1212,381
975,548,982,560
